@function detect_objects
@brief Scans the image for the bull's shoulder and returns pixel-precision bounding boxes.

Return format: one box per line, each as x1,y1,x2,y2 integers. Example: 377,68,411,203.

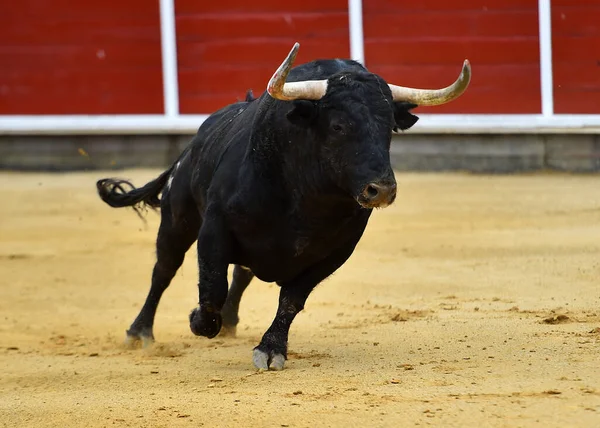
187,106,257,207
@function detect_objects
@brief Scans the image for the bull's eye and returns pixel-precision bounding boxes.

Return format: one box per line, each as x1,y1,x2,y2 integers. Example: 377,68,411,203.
332,124,344,133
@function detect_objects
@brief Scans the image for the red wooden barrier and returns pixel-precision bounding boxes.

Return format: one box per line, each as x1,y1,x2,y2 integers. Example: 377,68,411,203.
0,1,598,117
0,0,163,114
363,0,541,114
175,0,350,113
552,0,600,114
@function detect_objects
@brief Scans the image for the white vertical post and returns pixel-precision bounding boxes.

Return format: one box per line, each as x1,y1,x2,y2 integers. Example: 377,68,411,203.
159,0,180,117
348,0,365,65
538,0,554,116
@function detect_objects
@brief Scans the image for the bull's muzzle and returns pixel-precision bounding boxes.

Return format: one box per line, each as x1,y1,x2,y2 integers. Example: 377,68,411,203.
358,181,397,209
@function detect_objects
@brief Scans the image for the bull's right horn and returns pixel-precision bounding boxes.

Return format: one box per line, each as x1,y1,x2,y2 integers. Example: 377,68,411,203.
267,42,328,101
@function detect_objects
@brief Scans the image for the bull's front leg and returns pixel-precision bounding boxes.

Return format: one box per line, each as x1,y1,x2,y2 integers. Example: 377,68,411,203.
189,208,232,339
253,242,358,370
252,280,314,371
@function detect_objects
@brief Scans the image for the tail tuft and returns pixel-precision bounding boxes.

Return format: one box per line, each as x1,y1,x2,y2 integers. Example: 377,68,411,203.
97,152,179,219
96,178,161,209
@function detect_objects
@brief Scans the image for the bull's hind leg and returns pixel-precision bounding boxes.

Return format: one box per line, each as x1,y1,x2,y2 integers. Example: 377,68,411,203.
220,265,254,337
126,206,200,347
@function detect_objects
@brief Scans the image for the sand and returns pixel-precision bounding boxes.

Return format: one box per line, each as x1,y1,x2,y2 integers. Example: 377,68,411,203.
1,169,599,427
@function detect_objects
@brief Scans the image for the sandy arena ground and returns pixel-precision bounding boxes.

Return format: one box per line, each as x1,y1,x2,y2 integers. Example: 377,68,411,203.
1,169,599,427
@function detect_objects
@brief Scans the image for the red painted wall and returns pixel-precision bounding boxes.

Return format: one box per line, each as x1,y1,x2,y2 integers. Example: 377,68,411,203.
363,0,541,114
175,0,350,114
552,0,600,114
0,0,163,114
1,1,598,117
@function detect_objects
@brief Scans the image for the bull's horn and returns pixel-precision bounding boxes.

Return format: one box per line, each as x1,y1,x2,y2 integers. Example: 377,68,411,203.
388,60,471,106
267,42,328,101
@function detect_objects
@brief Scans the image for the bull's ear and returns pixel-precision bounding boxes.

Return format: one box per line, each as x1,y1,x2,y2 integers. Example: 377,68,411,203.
393,102,419,131
287,100,317,127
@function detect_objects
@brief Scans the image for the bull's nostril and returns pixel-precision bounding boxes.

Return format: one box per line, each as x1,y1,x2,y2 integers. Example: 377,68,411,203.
366,184,379,199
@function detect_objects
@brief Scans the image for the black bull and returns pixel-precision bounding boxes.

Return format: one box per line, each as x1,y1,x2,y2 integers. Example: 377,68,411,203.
97,44,470,370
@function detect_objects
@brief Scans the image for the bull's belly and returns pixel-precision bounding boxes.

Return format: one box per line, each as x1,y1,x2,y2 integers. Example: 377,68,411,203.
233,240,340,284
241,254,326,284
228,209,370,284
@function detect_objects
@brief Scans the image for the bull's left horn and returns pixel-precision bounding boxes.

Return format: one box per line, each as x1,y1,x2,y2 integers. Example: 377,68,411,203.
267,42,328,101
388,60,471,106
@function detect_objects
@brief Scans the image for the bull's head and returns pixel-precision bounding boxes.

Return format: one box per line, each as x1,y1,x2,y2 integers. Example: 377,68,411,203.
267,43,471,209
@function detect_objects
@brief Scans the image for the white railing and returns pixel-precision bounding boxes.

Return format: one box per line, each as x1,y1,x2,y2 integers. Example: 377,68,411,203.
159,0,180,117
538,0,554,117
0,0,598,135
348,0,365,65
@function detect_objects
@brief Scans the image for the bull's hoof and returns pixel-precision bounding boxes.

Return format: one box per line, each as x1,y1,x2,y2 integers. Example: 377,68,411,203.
124,327,154,349
218,324,237,338
189,307,222,339
252,347,286,371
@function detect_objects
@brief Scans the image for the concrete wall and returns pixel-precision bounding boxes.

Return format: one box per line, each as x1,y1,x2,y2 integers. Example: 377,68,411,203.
1,133,600,173
391,134,600,173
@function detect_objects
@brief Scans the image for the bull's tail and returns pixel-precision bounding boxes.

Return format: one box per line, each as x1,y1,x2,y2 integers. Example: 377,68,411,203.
96,164,175,211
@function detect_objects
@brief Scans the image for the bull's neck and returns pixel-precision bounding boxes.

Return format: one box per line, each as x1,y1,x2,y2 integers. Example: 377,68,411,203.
248,96,287,163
